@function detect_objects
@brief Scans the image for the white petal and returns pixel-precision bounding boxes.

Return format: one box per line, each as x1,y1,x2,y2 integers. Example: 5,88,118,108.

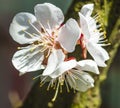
34,3,64,30
79,13,90,39
89,30,100,43
67,71,94,92
9,12,40,44
79,12,99,41
77,60,99,74
12,45,44,74
42,49,65,76
57,18,81,52
87,42,109,67
74,72,94,92
49,59,77,78
80,4,94,17
87,17,97,34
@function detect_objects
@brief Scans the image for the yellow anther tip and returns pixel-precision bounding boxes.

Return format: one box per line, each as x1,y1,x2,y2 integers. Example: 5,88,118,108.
47,89,49,91
108,43,111,45
32,78,35,80
17,47,21,49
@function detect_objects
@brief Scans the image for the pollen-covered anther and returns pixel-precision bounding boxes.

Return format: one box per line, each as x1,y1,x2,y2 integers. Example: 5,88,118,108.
98,28,103,32
93,13,100,19
95,17,102,23
59,76,65,86
94,15,101,21
30,48,34,52
17,47,21,50
103,32,107,38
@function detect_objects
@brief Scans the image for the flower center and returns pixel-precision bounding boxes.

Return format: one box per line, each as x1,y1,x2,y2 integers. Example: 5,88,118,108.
22,20,66,63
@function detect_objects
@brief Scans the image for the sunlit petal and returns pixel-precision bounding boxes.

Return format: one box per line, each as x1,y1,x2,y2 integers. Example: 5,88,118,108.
57,18,81,52
74,72,94,92
49,59,77,78
79,13,90,39
42,49,65,76
80,4,94,17
9,12,40,44
87,42,109,67
77,60,99,74
34,3,64,30
12,45,44,74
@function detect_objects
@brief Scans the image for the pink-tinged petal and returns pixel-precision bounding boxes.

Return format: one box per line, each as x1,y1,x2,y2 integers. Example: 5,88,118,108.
79,13,90,39
12,45,44,74
34,3,64,30
9,12,40,44
80,4,94,17
49,59,77,78
67,71,94,92
42,49,65,76
77,60,99,74
86,42,109,67
57,18,81,52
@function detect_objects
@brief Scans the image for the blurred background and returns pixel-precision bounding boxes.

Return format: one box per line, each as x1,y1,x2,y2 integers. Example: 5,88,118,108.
0,0,72,107
0,0,119,108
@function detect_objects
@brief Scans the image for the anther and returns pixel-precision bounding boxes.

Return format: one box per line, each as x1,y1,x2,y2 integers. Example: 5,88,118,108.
22,30,34,38
17,47,21,50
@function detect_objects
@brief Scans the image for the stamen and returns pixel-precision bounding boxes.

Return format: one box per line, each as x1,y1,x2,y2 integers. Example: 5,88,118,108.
98,39,108,43
98,28,103,32
40,81,46,87
53,80,57,89
47,81,52,91
38,21,51,36
33,33,41,37
40,76,48,84
39,45,48,52
99,37,105,40
52,81,59,102
99,43,111,46
40,77,50,88
32,74,42,80
22,30,34,38
51,79,55,88
44,36,53,45
94,15,100,20
17,46,31,50
46,49,51,58
93,13,100,19
68,72,76,86
96,24,103,28
30,47,35,52
64,78,70,92
50,37,54,43
17,47,21,50
71,73,78,80
28,20,43,36
60,85,62,93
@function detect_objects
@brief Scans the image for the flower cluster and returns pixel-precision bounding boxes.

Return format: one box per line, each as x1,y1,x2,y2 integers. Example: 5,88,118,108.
9,3,109,101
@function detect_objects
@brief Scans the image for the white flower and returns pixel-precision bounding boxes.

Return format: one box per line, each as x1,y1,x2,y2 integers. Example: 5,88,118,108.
40,49,99,95
79,4,110,67
9,3,80,74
